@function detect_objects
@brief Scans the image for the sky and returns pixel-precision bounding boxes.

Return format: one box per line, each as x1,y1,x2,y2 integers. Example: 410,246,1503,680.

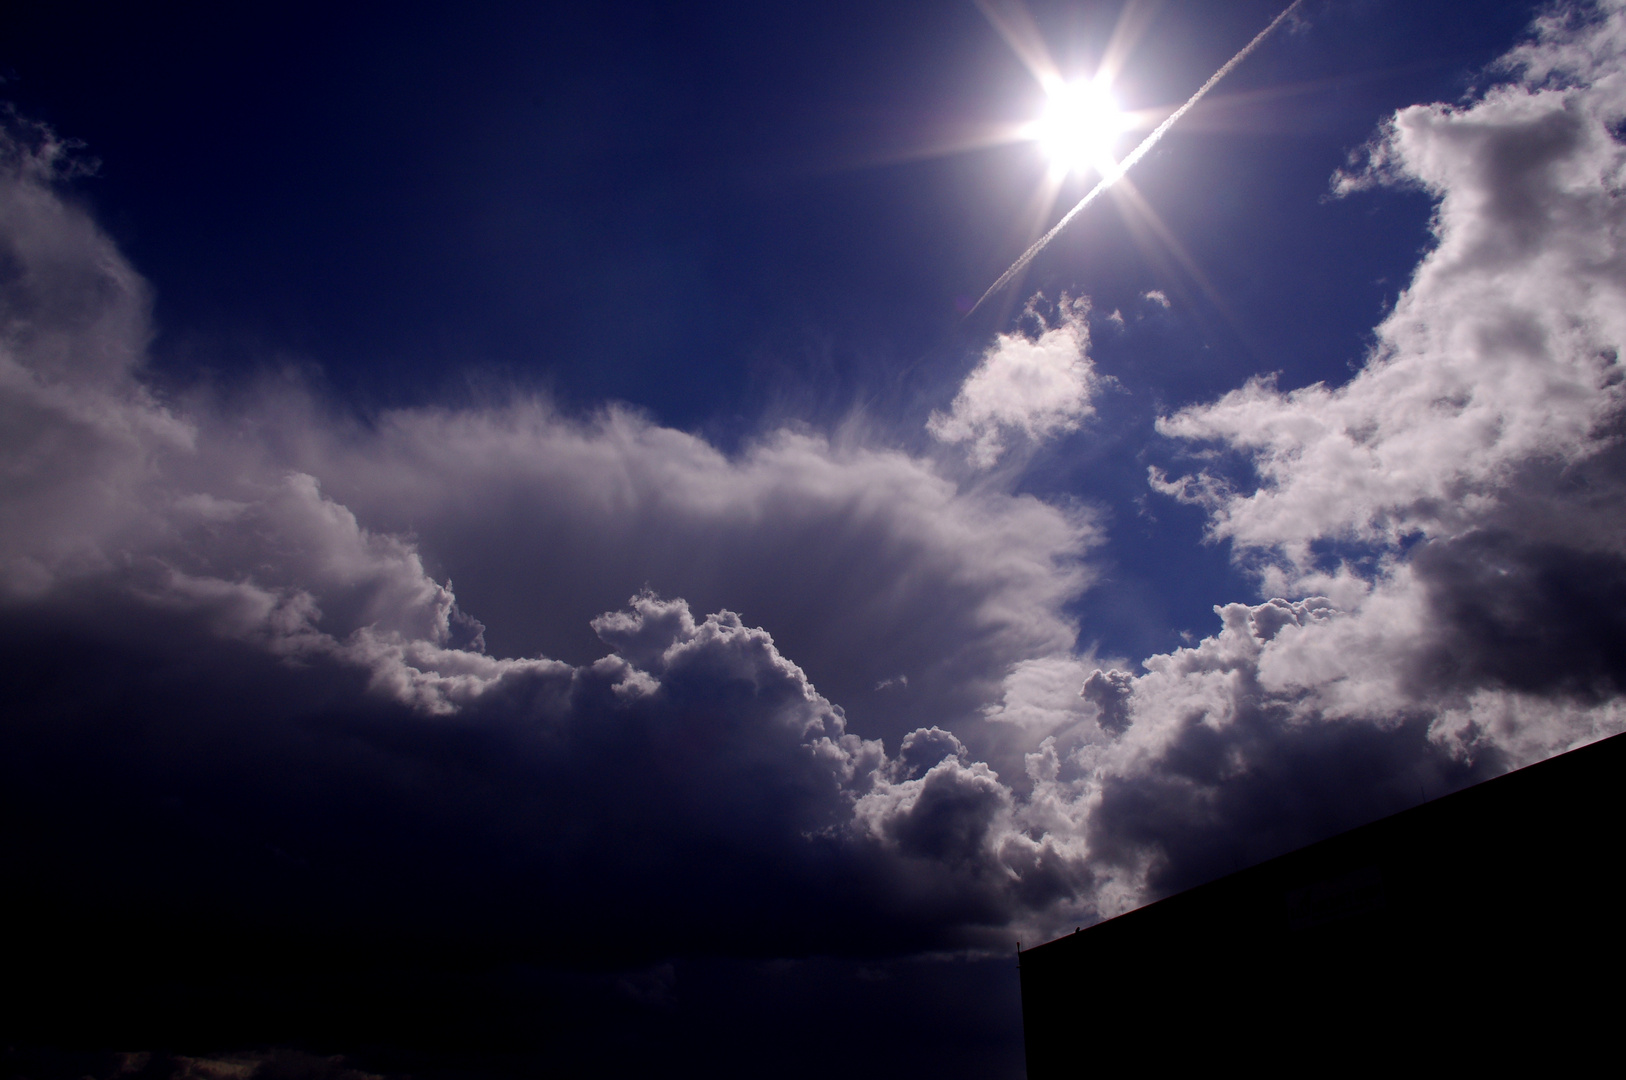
4,0,1625,1075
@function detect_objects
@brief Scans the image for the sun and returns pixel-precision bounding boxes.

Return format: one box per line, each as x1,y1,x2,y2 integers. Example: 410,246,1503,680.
1030,79,1128,177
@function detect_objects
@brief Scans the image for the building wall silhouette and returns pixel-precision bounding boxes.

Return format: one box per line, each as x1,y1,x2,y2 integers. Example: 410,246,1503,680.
1020,732,1625,1072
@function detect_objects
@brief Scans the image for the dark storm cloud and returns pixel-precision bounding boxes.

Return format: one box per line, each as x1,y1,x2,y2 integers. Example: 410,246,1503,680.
1,586,1086,961
1410,531,1626,700
0,110,1094,958
1088,706,1494,900
1075,597,1499,899
1079,667,1133,735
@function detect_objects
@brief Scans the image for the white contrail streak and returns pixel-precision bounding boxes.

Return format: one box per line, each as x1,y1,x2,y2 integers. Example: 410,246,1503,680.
969,0,1303,316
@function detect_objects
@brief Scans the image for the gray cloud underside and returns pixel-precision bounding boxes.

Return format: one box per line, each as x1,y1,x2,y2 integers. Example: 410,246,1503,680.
5,0,1626,958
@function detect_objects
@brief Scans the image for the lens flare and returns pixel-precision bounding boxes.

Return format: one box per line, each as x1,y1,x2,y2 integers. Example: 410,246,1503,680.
1031,80,1127,177
969,0,1305,317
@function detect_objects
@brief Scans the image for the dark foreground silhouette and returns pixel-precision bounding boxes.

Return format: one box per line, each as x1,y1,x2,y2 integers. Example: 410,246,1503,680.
1020,730,1626,1074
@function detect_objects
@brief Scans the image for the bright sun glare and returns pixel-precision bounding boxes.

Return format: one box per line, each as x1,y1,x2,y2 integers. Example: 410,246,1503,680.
1031,79,1127,177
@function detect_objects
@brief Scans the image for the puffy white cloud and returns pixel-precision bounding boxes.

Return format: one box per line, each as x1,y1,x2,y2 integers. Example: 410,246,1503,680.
1156,0,1626,573
928,295,1099,468
1143,0,1626,718
1099,0,1626,902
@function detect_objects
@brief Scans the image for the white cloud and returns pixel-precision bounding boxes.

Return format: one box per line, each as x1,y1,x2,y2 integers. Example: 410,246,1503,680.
7,0,1626,952
928,295,1098,467
0,122,192,596
292,402,1099,747
1158,0,1626,572
1099,0,1626,903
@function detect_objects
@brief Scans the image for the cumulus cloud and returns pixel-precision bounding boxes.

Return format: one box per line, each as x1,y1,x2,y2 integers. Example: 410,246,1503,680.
1149,0,1626,680
289,401,1098,747
1157,0,1626,572
1079,668,1135,735
7,0,1626,968
1096,0,1626,900
0,110,1097,952
5,581,1098,956
928,295,1099,467
1070,585,1626,906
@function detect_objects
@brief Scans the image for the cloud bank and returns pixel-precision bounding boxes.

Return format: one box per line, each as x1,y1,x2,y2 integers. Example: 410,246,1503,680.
0,110,1097,953
6,0,1626,970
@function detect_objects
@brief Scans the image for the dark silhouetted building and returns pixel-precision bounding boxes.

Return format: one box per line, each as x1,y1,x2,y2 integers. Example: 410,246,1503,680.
1020,732,1625,1073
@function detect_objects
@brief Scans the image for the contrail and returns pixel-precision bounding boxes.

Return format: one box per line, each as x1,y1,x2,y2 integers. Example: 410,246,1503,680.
968,0,1303,316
